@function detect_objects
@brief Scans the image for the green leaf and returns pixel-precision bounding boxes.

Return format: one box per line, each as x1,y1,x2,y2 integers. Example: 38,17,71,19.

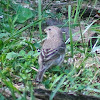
20,73,27,79
0,33,10,39
0,53,6,63
0,40,3,50
28,51,34,56
19,50,26,56
15,5,33,23
51,66,60,72
6,52,18,60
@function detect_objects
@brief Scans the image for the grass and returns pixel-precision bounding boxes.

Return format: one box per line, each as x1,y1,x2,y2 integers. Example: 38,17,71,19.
38,0,42,40
0,0,100,100
68,5,73,57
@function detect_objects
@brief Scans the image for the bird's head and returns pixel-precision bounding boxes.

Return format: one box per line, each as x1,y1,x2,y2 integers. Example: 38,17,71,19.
44,26,61,39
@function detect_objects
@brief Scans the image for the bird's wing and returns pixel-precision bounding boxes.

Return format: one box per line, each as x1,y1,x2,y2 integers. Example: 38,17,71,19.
40,43,65,62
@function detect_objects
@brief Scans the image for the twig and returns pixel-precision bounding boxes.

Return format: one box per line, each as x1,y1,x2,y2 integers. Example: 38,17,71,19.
31,67,46,78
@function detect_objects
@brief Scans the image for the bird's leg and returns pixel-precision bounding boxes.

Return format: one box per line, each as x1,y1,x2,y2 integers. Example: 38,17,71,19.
35,67,47,83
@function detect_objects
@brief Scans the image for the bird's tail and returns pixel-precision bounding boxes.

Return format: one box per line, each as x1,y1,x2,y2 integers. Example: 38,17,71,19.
35,67,46,82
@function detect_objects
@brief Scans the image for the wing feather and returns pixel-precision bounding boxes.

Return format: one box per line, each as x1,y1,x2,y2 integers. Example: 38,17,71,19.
40,43,65,62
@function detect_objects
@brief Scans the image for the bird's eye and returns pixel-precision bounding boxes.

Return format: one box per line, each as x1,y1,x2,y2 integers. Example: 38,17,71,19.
48,28,51,31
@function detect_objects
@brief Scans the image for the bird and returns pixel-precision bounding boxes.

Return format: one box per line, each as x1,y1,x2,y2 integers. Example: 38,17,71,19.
35,26,66,82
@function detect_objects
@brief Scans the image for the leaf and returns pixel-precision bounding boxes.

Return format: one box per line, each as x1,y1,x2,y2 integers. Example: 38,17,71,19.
27,51,34,56
6,52,18,60
19,50,26,56
0,40,3,50
20,73,27,79
0,53,6,63
15,5,33,23
51,66,61,72
0,33,10,39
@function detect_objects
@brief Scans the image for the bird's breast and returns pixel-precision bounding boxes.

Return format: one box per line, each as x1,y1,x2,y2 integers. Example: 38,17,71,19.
42,38,63,49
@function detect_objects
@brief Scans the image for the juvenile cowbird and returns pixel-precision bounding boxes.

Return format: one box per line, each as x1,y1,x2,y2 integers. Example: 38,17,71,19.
36,26,66,82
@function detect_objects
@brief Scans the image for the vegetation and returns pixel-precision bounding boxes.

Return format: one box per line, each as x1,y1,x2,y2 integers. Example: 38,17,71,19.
0,0,100,99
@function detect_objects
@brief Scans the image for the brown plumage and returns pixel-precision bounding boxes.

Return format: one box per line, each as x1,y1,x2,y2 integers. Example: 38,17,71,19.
36,26,66,82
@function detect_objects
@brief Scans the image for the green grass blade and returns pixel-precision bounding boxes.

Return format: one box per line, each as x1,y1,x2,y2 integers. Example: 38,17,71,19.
74,0,83,24
68,5,73,57
38,0,42,40
50,74,64,89
50,75,66,100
